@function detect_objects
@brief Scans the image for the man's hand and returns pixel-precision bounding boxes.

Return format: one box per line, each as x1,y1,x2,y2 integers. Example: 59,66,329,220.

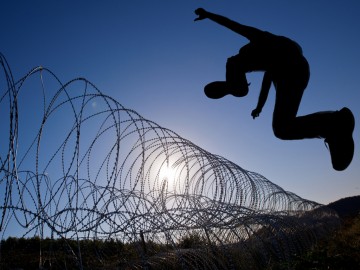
194,8,208,21
251,108,262,119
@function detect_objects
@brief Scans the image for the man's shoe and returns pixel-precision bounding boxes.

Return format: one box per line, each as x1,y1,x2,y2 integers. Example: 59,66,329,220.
204,81,249,99
325,107,355,171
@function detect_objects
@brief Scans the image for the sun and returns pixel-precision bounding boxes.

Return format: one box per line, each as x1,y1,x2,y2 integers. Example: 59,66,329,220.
159,165,176,182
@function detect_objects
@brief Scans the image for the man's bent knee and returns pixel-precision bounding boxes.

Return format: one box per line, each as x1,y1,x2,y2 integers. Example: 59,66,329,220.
273,126,292,140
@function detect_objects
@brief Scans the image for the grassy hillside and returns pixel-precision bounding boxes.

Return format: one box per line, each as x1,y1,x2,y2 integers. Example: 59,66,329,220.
275,196,360,270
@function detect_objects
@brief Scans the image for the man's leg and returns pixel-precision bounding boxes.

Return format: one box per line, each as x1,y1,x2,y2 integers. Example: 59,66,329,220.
226,43,266,95
272,78,354,170
225,55,249,97
204,54,249,99
271,60,327,140
204,44,258,99
272,87,335,140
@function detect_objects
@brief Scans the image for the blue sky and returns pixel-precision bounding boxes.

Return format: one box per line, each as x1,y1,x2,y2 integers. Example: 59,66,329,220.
1,0,359,205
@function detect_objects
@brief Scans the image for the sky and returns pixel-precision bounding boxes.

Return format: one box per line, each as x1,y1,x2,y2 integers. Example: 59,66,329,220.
1,0,359,205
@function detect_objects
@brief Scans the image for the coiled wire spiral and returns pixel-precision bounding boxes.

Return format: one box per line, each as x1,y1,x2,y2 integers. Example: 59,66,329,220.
0,53,338,269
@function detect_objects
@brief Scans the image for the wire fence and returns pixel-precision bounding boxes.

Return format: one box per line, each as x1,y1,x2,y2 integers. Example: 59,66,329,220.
0,53,339,269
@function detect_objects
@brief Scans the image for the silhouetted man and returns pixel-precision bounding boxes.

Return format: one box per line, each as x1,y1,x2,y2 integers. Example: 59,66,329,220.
194,8,355,171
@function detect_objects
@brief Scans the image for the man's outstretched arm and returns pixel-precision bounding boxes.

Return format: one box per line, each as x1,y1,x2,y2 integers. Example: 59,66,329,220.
194,8,264,42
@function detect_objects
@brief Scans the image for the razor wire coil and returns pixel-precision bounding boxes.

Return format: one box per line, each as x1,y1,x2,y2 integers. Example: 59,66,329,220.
0,53,339,269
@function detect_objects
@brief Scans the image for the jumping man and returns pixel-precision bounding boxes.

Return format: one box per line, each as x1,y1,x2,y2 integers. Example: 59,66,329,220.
194,8,355,171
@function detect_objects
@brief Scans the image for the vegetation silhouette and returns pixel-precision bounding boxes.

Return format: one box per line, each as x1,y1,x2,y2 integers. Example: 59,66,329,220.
2,196,358,269
194,8,355,171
